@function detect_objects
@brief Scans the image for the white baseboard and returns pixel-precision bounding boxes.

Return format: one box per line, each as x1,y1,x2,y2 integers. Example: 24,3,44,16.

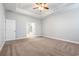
43,35,79,44
16,37,27,40
0,42,5,52
16,35,42,40
14,35,79,44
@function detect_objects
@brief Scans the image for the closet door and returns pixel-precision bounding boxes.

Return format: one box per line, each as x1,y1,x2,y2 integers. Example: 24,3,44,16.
6,20,16,41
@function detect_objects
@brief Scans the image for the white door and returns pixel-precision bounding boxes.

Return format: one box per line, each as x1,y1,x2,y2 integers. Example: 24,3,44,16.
6,20,16,41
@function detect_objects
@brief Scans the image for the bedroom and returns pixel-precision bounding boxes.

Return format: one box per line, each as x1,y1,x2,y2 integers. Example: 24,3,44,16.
0,3,79,56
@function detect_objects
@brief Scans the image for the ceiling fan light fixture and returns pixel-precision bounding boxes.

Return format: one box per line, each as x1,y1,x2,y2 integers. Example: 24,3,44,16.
33,3,49,11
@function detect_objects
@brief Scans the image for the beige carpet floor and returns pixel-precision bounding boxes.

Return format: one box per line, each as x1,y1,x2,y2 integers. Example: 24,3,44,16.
0,36,79,56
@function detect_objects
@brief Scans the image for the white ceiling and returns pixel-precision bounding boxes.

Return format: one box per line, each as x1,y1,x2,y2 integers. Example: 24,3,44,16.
4,3,79,19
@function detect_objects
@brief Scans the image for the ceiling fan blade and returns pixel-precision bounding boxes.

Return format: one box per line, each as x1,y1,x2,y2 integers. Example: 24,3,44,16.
44,7,49,9
35,3,40,5
33,7,38,9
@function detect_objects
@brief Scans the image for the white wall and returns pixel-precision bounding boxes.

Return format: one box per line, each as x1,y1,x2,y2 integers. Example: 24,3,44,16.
0,4,6,50
43,5,79,42
6,11,42,38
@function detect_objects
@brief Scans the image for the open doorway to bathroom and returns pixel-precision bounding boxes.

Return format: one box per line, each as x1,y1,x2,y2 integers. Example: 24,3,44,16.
26,23,36,37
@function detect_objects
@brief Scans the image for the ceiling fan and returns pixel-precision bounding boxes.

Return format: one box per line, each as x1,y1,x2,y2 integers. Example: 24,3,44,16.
33,3,49,11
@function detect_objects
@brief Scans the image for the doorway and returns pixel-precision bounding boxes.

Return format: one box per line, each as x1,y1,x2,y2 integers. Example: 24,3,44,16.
6,20,16,41
26,23,36,37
